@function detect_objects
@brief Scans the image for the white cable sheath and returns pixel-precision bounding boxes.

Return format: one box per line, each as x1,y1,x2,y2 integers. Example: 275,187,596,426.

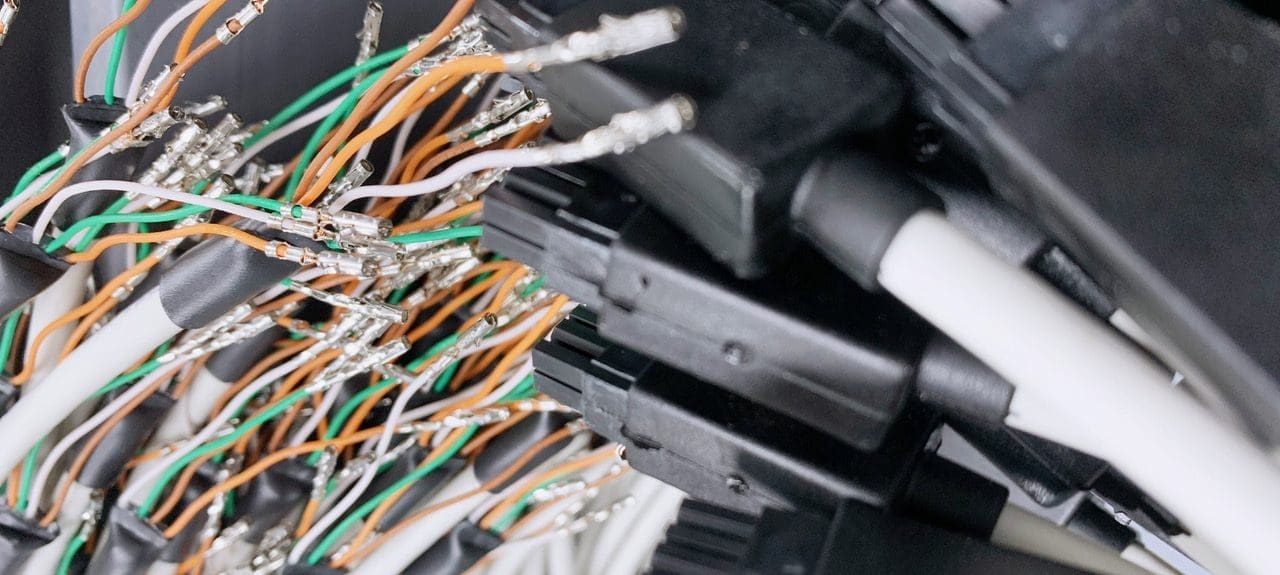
16,482,95,575
125,0,206,106
877,211,1280,575
119,349,317,507
33,180,278,241
24,263,92,392
26,365,180,517
149,368,231,446
348,470,487,575
989,505,1150,575
0,290,180,476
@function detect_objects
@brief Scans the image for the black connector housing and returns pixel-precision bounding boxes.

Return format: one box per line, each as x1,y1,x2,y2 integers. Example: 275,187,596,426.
57,98,146,231
478,0,905,277
534,310,936,514
0,509,58,575
484,165,932,450
0,225,71,319
651,499,1092,575
234,457,316,543
473,411,576,491
402,521,502,575
79,391,176,489
85,510,167,575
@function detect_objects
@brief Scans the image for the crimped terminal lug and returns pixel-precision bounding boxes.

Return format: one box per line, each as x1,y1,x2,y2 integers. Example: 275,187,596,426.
352,1,384,87
538,95,694,164
317,159,375,209
183,95,229,118
264,241,378,277
502,7,685,71
447,89,536,143
472,99,552,147
217,0,268,44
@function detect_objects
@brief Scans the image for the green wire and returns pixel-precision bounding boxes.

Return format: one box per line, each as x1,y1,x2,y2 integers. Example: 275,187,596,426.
103,0,138,105
135,222,151,260
138,387,314,517
309,335,459,465
72,195,133,252
521,276,545,298
387,226,483,245
244,45,410,148
306,426,477,565
430,360,460,394
56,535,86,575
9,149,67,201
96,359,161,396
491,475,563,534
0,310,24,374
16,440,41,512
283,71,386,202
46,194,286,253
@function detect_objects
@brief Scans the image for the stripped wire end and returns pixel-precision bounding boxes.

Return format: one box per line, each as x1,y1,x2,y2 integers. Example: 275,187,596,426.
503,7,685,71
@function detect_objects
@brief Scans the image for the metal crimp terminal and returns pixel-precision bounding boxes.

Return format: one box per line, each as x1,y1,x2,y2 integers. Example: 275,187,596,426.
446,89,536,143
538,95,695,165
263,241,378,277
502,7,684,71
352,2,384,86
471,99,552,147
183,95,229,118
317,159,375,209
217,0,268,44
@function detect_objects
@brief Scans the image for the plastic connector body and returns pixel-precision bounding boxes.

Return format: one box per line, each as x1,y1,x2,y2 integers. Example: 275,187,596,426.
534,309,936,514
484,165,930,450
650,499,1092,575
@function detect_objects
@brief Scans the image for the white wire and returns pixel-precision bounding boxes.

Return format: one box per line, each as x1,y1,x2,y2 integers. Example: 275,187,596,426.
289,335,500,564
381,109,425,185
0,141,115,225
877,211,1280,575
287,381,345,447
32,180,278,241
26,362,184,517
329,149,550,211
226,94,348,176
119,349,319,507
125,0,206,106
354,88,413,168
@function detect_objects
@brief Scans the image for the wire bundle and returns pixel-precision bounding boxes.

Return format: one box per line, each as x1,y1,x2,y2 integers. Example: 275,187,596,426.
0,2,689,574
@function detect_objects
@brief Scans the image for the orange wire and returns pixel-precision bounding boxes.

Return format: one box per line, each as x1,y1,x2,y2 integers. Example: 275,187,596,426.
335,426,575,567
163,426,388,538
73,0,154,102
64,223,269,264
292,0,477,200
41,364,179,525
8,37,223,230
479,449,616,530
58,296,119,360
501,468,627,540
11,255,162,385
391,201,482,234
174,0,226,62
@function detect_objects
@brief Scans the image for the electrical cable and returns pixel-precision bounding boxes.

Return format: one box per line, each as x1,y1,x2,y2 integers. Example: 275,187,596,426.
73,0,153,103
124,0,207,106
877,211,1280,575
